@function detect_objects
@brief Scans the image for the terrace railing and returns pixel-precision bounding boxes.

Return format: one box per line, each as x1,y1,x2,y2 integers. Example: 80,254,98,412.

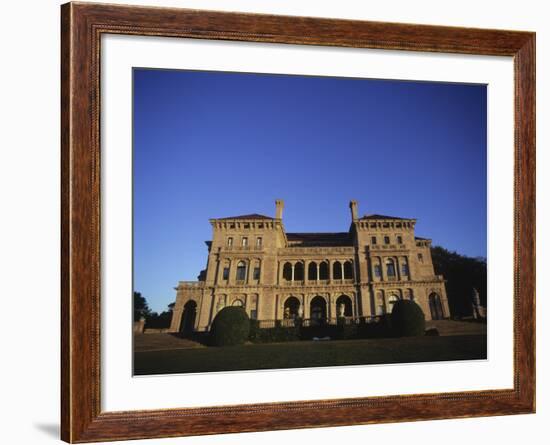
255,316,382,329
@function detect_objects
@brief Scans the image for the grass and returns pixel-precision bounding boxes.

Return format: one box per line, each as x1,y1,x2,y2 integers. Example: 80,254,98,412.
134,334,486,375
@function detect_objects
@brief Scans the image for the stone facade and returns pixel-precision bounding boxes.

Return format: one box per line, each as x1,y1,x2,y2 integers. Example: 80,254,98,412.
170,200,449,333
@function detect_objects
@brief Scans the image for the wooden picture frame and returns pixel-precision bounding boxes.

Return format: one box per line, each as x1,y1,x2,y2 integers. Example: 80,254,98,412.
61,2,535,442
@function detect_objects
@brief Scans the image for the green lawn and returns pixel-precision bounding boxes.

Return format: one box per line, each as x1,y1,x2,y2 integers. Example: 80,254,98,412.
134,334,486,375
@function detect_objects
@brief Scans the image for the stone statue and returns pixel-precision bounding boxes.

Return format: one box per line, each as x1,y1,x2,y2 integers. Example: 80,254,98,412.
471,288,486,319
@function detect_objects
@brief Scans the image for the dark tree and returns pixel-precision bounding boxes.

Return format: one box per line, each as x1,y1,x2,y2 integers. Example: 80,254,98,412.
133,291,151,321
431,246,487,318
144,301,176,329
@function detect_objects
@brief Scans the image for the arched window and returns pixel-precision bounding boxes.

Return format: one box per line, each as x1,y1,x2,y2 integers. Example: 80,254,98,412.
343,261,353,279
308,262,318,280
236,261,247,281
401,257,409,276
386,258,396,277
282,262,292,281
374,261,382,278
232,299,244,307
319,261,329,280
294,262,304,281
333,261,342,280
222,262,230,281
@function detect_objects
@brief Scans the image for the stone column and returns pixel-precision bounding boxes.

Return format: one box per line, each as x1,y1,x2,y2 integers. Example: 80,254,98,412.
275,294,280,320
304,295,310,319
304,260,309,284
329,259,333,283
247,259,253,285
406,256,413,279
216,259,224,284
329,295,336,320
396,257,401,281
228,258,236,285
317,263,320,282
341,262,345,281
257,259,262,284
291,263,295,282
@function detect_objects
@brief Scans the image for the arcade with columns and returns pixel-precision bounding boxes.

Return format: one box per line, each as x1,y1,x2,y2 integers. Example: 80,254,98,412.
170,200,449,333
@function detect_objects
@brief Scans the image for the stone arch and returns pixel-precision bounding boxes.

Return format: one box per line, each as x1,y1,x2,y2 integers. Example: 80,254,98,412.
387,293,400,312
283,296,301,319
429,292,444,320
310,295,327,324
232,298,244,307
336,294,353,317
180,300,197,334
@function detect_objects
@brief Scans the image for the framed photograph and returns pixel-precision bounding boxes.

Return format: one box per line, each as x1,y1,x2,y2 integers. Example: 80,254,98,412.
61,2,535,442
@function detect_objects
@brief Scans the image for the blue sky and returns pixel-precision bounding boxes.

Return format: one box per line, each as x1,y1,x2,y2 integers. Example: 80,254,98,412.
133,68,487,312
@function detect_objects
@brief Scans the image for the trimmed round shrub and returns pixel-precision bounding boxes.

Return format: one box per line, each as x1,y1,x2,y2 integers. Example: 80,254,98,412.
210,307,250,346
390,300,426,337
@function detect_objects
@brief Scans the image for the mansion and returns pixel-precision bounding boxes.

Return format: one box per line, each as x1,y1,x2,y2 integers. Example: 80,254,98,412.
169,200,449,333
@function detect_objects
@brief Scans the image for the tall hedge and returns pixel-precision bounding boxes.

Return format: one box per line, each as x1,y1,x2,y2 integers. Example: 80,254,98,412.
210,307,250,346
390,300,425,337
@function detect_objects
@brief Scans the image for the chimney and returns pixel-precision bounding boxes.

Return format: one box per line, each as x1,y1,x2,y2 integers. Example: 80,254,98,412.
349,200,358,222
275,199,284,220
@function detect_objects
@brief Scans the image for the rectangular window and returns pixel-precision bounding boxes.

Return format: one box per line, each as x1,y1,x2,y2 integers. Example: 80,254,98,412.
253,267,261,280
256,237,262,247
222,267,230,280
250,310,257,320
384,236,390,244
402,263,409,275
418,253,424,262
371,236,377,245
241,237,248,247
227,237,233,247
397,235,403,244
374,265,381,277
